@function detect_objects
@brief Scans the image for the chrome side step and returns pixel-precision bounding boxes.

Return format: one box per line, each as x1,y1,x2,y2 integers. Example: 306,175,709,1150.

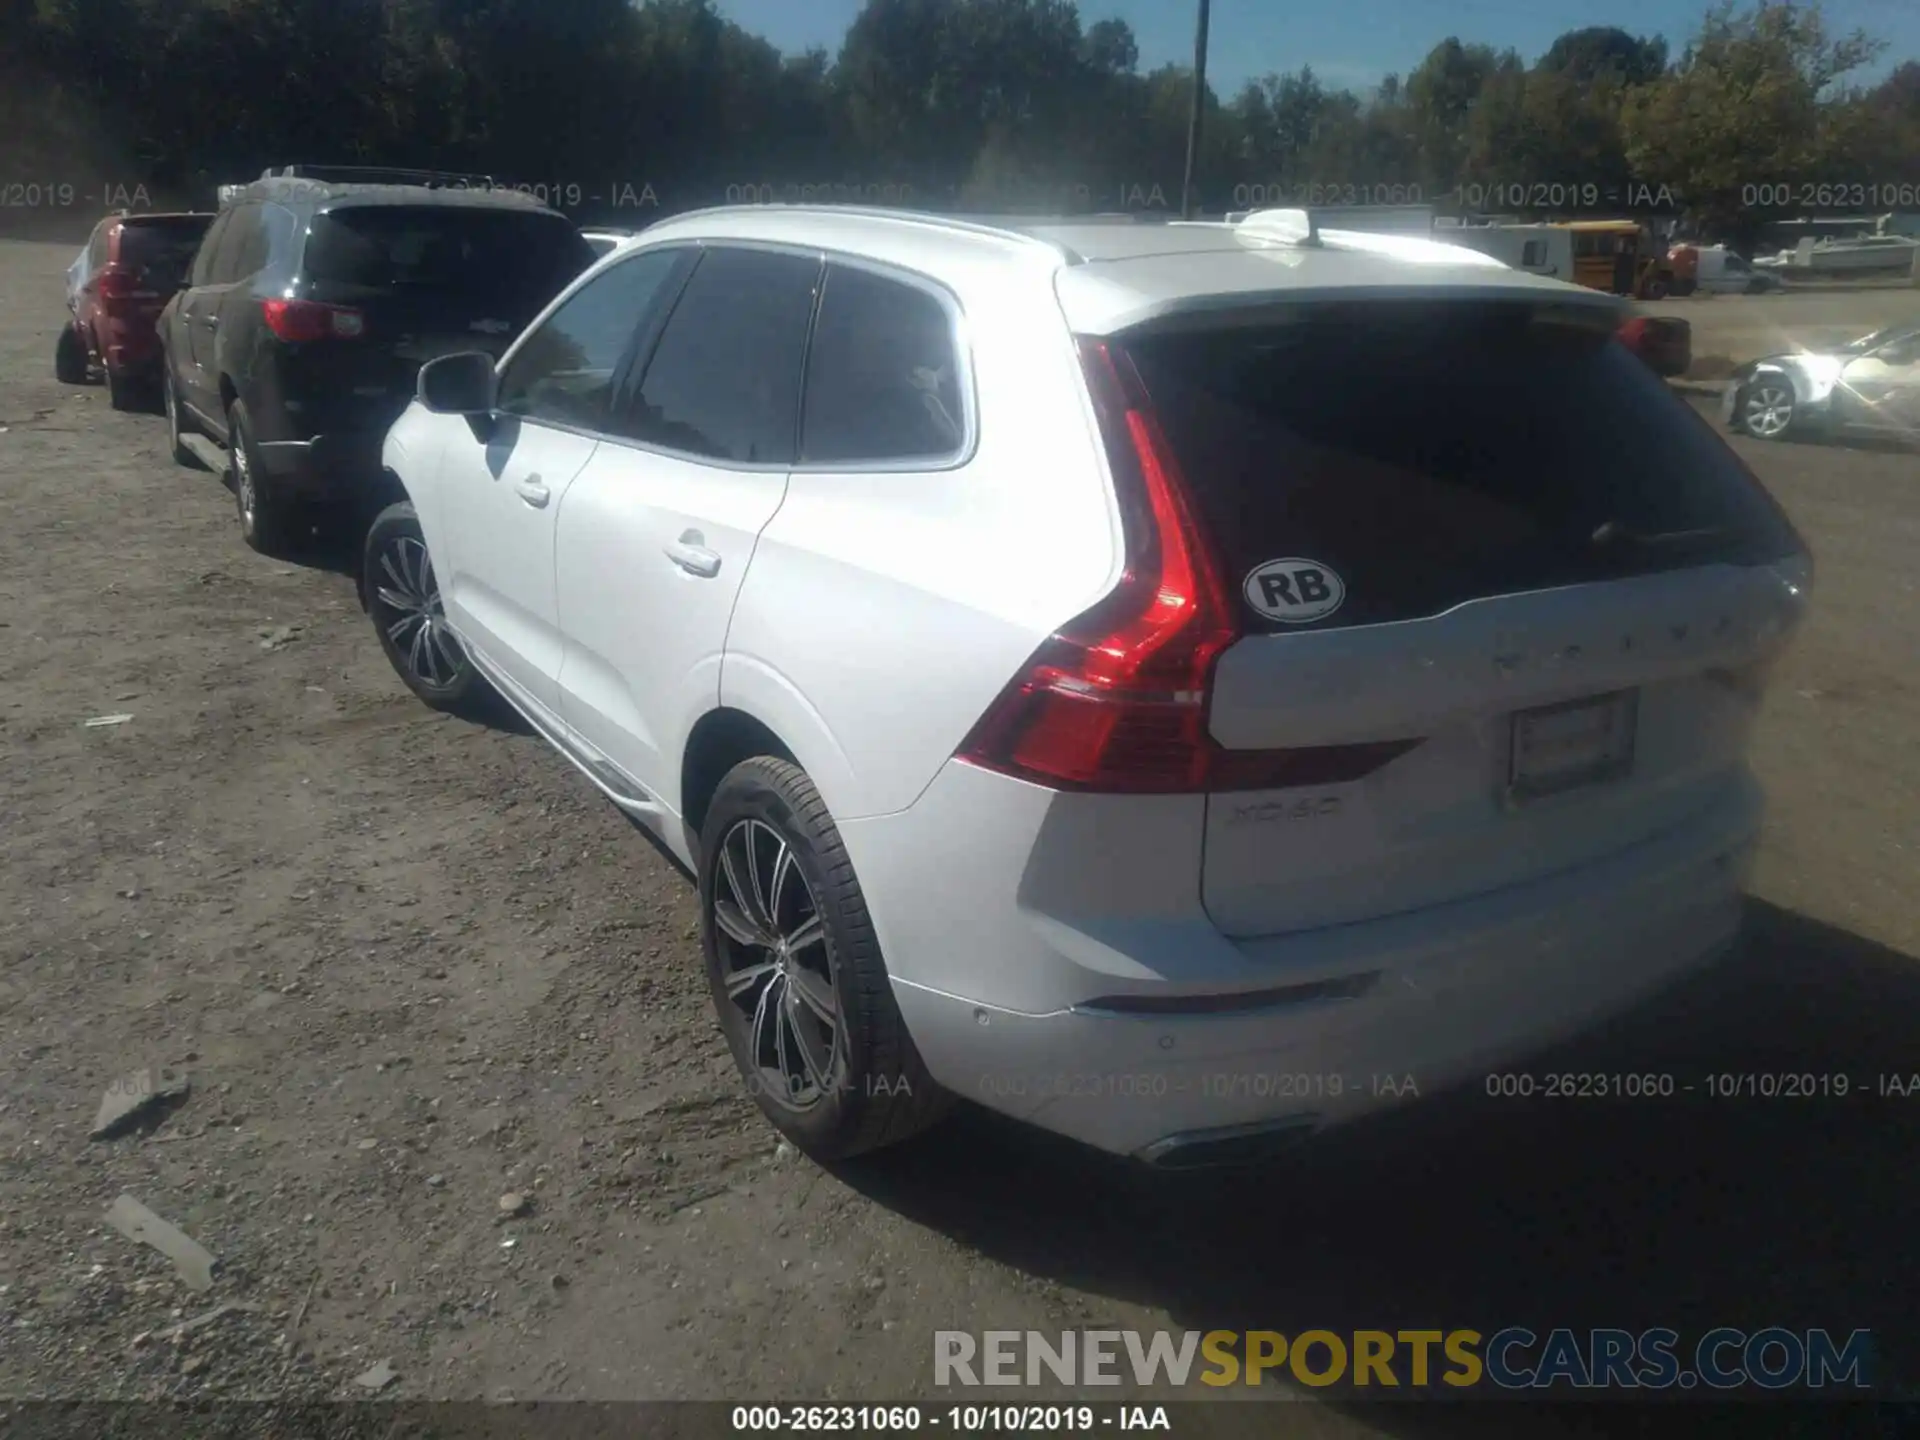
180,433,227,472
461,642,663,817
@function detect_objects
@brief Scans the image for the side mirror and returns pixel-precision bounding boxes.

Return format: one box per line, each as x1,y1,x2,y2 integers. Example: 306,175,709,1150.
418,351,498,414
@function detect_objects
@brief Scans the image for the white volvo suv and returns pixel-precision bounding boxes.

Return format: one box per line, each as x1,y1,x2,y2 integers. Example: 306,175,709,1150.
365,205,1811,1169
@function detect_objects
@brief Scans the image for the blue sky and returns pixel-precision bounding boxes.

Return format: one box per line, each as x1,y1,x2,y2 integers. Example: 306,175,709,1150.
716,0,1917,95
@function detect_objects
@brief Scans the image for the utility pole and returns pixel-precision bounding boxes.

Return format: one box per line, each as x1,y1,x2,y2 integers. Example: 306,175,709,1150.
1179,0,1212,219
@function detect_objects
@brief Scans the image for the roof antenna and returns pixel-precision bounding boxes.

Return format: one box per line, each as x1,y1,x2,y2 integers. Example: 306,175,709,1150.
1237,208,1322,247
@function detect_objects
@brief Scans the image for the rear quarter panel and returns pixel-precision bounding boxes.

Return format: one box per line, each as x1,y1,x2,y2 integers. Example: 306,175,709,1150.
720,263,1122,822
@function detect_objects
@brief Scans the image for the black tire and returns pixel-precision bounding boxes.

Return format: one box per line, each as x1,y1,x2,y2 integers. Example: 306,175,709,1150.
55,323,88,384
228,400,301,555
163,363,200,467
699,757,952,1161
364,500,489,713
106,365,138,412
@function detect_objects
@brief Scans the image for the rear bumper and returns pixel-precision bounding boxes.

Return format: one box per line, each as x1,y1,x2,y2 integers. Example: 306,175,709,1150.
845,761,1761,1160
105,340,163,375
256,433,388,496
94,317,163,375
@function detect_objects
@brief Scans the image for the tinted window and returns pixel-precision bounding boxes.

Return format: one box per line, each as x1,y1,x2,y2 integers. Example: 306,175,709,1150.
799,265,966,465
231,205,289,279
623,248,820,464
117,218,214,290
498,248,690,431
303,206,592,322
190,212,230,287
1841,324,1916,353
1126,302,1802,632
207,207,254,284
88,224,111,268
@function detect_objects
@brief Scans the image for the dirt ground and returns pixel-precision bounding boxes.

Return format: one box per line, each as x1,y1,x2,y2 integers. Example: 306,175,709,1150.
3,234,1919,1434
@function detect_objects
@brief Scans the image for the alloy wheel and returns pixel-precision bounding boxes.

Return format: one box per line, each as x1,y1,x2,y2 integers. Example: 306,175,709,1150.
1743,383,1794,438
711,818,840,1111
370,535,465,688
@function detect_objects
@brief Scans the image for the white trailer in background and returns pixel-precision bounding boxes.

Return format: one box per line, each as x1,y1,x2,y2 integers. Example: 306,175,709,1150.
1433,223,1574,282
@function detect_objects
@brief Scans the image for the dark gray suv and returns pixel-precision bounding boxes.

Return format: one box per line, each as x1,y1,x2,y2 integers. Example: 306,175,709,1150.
160,165,593,554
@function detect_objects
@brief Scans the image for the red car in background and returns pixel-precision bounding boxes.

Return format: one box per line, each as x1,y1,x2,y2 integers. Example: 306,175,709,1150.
1617,314,1693,379
58,211,214,409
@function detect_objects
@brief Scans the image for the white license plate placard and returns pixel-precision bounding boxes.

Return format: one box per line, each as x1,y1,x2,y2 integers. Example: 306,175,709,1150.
1507,690,1638,803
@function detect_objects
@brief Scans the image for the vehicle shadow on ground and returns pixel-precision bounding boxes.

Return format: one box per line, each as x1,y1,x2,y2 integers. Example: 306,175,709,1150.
842,900,1918,1431
273,517,541,741
1764,430,1918,457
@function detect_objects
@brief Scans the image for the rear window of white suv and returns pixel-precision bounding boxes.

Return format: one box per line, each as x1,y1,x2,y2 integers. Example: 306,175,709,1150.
1125,299,1803,631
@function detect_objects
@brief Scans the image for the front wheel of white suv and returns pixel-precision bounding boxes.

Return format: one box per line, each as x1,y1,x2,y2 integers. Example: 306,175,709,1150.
364,501,492,715
699,757,952,1161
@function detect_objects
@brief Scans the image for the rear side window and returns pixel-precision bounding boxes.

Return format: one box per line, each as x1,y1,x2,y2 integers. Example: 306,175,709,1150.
302,206,593,323
117,219,214,290
190,212,230,286
799,264,967,466
206,207,254,284
1125,302,1802,632
228,205,289,280
622,247,821,465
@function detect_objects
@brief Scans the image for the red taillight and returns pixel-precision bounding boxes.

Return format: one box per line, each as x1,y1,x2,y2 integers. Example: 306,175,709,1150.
955,339,1423,795
95,267,154,311
261,298,365,342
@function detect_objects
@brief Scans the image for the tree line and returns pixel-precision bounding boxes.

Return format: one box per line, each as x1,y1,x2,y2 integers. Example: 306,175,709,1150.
3,0,1917,241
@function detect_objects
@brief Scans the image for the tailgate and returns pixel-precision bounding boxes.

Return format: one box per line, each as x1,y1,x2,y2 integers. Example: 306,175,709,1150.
289,204,592,427
1117,298,1808,938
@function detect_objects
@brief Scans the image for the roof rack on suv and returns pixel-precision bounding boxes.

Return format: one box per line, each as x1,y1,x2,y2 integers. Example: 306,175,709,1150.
259,165,499,189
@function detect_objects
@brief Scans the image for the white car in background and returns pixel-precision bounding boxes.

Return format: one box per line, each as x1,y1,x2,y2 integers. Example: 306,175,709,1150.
1725,322,1920,441
361,206,1811,1168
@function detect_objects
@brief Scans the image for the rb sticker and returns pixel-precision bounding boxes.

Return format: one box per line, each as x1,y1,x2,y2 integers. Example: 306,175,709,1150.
1243,558,1345,624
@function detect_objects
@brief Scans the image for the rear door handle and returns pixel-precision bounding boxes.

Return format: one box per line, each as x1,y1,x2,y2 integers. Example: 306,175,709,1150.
664,539,722,578
514,479,551,508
